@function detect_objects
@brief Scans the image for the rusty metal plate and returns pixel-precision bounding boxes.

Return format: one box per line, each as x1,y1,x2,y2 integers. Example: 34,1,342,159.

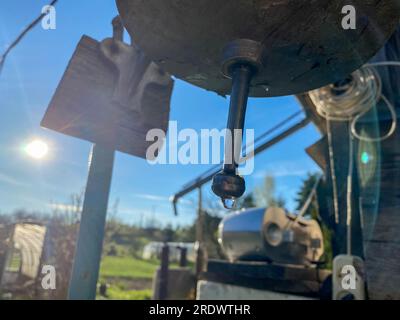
117,0,400,97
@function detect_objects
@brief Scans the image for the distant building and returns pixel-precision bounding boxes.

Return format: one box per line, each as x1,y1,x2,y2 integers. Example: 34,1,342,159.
142,242,195,263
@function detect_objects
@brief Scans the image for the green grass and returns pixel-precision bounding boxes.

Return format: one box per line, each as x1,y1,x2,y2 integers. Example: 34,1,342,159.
98,256,156,300
105,287,152,300
99,256,160,280
7,251,22,272
98,255,193,300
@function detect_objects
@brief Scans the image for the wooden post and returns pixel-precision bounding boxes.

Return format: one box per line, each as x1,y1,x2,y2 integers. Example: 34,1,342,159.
0,225,15,288
196,187,203,244
195,187,207,276
179,247,188,267
158,243,169,300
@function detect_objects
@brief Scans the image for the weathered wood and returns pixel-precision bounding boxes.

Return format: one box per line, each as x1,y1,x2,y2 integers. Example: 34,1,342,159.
302,108,400,299
364,120,400,299
41,36,174,159
117,0,399,97
201,260,331,297
314,122,364,257
297,94,327,134
306,137,328,171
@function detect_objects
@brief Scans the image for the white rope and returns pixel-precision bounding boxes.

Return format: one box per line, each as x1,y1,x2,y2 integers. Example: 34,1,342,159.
308,61,400,249
308,62,398,142
346,124,354,255
326,118,340,224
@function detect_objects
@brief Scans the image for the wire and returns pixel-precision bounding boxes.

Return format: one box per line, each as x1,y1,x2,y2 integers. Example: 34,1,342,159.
0,0,59,76
308,62,398,142
326,118,340,224
309,68,379,121
346,123,354,255
251,110,303,146
308,61,400,249
351,94,397,142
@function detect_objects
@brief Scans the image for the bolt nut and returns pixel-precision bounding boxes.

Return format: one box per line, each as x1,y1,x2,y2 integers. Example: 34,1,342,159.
212,171,246,199
221,39,267,78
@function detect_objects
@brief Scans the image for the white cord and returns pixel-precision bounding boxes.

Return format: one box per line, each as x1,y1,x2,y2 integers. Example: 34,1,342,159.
308,61,400,250
308,63,398,142
327,118,340,224
346,125,354,255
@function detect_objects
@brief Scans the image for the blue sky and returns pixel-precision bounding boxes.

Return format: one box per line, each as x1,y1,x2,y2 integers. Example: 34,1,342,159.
0,0,321,226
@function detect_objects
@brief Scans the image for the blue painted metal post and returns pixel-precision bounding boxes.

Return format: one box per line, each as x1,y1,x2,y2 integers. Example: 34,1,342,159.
68,144,115,300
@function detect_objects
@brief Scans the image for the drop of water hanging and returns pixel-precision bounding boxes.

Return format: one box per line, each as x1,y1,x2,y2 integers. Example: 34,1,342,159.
221,198,236,210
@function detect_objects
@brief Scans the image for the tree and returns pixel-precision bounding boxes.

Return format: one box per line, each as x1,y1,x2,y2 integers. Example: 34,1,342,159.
295,172,333,268
295,173,319,219
254,175,286,208
236,193,257,209
201,210,223,259
50,191,83,225
162,223,175,242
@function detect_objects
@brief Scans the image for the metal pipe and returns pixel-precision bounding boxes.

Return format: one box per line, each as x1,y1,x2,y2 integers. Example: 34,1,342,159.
68,145,115,300
223,65,253,174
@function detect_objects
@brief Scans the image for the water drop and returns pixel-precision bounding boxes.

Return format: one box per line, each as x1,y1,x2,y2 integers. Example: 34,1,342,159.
221,198,236,210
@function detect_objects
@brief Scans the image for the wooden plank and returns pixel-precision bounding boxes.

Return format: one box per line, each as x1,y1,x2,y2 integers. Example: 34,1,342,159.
306,137,328,171
364,120,400,299
118,0,400,97
41,36,174,159
201,260,331,297
197,281,315,300
365,241,400,300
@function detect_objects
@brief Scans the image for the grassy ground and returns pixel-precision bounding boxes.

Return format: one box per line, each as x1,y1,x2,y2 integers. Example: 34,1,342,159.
100,256,160,279
98,256,158,300
98,255,194,300
105,287,153,300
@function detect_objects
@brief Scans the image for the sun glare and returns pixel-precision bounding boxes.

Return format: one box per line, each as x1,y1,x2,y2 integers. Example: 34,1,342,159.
25,139,49,160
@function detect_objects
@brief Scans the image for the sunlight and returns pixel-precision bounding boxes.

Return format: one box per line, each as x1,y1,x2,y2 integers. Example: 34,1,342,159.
24,139,49,160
